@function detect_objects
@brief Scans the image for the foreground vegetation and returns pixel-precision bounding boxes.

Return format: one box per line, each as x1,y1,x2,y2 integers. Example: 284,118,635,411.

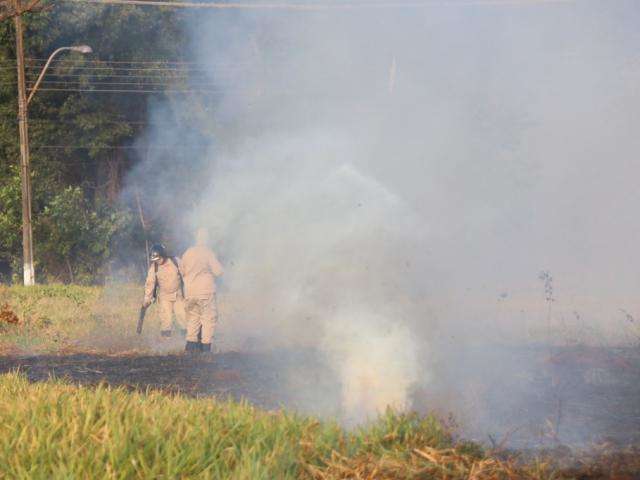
3,372,638,479
0,372,553,480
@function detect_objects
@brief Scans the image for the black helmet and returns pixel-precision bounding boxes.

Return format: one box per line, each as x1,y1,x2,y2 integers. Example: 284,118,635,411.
149,243,167,262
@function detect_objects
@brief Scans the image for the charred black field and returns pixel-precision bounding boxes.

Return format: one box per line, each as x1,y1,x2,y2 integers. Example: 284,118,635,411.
2,345,639,452
0,350,340,413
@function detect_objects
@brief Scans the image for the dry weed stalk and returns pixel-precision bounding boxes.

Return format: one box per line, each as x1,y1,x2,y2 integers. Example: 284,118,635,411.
307,444,545,480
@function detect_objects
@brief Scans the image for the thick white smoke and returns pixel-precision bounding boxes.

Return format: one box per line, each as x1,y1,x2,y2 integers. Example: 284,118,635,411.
133,1,640,423
321,310,420,424
188,130,426,419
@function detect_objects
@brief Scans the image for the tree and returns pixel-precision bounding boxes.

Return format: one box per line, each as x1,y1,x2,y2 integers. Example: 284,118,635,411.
0,2,198,282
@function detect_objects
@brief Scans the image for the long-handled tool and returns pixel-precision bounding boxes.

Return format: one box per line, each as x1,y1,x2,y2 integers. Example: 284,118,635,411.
137,304,150,334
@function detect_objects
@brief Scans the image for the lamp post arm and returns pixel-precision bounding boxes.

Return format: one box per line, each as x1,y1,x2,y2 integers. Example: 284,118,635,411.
26,47,72,106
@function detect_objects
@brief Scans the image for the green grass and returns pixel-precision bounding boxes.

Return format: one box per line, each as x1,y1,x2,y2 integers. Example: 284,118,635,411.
0,372,482,480
0,284,164,354
2,374,638,480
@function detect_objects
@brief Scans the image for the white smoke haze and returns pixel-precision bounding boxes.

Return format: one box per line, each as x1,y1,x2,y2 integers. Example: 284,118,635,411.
321,310,420,424
185,129,428,419
129,1,640,431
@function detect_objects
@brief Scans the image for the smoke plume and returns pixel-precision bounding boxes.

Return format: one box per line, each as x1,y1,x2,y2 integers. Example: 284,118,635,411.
129,0,640,430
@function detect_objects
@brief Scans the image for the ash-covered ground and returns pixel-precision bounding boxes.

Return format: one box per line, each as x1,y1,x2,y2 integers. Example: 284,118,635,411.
1,345,639,451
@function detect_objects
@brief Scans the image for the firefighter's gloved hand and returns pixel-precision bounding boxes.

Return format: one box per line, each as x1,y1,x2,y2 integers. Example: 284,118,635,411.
142,298,152,308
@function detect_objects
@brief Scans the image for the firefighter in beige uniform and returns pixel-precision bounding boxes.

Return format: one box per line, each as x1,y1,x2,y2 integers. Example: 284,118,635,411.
143,244,186,337
180,229,223,353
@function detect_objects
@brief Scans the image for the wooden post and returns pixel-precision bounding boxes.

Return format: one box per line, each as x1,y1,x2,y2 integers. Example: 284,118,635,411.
13,2,35,286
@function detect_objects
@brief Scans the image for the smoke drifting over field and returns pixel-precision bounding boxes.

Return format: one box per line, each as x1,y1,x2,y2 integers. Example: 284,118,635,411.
133,1,640,426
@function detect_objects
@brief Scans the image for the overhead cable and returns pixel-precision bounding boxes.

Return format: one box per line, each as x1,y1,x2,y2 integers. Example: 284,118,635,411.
24,73,199,79
33,144,210,149
27,80,215,86
33,87,225,93
62,0,573,9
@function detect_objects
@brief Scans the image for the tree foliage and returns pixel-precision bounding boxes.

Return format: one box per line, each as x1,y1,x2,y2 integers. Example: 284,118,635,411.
0,2,198,283
36,186,133,284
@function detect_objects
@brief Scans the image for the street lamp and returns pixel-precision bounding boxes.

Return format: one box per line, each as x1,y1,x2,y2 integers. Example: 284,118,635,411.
15,43,92,285
27,46,92,104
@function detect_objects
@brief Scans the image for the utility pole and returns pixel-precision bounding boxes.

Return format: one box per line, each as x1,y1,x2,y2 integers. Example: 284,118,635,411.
2,0,90,285
13,0,34,286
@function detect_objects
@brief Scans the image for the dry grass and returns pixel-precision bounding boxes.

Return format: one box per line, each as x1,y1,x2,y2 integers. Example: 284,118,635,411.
307,447,534,480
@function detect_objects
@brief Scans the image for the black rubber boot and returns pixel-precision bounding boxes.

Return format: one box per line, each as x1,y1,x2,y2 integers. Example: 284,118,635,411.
200,343,214,362
161,330,172,337
185,341,201,354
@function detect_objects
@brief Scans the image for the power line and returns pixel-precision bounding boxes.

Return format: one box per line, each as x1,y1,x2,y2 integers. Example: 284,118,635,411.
32,87,225,93
33,144,210,149
0,63,255,74
1,81,199,89
26,80,212,87
24,73,200,79
24,58,210,65
28,120,174,126
27,117,163,123
24,58,266,66
62,0,574,9
28,86,364,94
24,65,230,72
1,61,252,69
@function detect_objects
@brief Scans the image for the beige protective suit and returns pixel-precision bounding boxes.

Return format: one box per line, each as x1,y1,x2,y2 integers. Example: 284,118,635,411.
143,258,186,334
180,245,223,345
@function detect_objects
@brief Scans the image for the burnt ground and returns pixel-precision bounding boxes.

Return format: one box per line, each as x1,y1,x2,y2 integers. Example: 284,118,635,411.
0,349,342,412
1,346,640,451
421,345,640,449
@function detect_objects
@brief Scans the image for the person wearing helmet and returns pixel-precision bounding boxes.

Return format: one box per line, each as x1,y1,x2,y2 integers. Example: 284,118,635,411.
180,228,223,354
143,243,186,337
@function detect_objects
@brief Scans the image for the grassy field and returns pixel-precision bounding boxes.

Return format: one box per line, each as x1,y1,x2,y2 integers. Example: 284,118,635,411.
0,371,561,480
2,284,637,355
0,284,170,355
